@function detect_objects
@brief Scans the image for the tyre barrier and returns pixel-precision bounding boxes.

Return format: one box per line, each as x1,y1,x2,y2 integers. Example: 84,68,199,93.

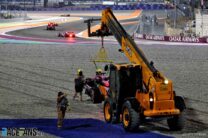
22,4,173,11
135,34,208,44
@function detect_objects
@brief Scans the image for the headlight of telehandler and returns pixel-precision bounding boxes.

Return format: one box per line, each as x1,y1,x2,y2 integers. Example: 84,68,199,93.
149,97,154,102
164,79,169,85
149,92,154,109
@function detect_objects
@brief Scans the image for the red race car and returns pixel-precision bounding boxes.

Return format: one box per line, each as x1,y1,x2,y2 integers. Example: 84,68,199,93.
58,32,76,38
46,22,56,30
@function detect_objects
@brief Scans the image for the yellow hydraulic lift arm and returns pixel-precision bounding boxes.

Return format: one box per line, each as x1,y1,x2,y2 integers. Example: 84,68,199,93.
99,8,171,94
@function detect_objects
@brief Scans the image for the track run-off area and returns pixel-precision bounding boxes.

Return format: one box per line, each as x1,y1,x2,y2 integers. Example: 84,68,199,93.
0,10,208,138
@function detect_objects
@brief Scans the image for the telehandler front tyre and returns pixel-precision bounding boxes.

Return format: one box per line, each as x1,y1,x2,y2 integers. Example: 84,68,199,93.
122,101,140,132
167,95,186,131
167,112,185,131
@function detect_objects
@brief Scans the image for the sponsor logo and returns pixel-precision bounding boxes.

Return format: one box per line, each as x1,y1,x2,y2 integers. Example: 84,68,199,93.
169,36,200,43
0,128,43,137
181,37,200,43
139,33,207,43
145,34,165,41
1,128,7,137
169,36,182,42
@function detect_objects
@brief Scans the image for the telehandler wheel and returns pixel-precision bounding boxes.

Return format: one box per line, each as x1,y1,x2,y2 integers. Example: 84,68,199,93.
175,96,186,111
167,95,186,131
122,101,140,132
104,99,113,123
167,112,185,131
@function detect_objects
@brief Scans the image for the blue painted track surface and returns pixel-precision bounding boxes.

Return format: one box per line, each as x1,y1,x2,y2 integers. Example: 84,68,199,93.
0,118,172,138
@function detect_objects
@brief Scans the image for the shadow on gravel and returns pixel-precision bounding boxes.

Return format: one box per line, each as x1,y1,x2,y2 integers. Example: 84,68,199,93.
141,109,208,135
0,118,171,138
183,98,208,133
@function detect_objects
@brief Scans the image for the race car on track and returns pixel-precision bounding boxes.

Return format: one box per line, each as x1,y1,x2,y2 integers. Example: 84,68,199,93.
46,22,56,30
60,14,70,17
58,32,76,38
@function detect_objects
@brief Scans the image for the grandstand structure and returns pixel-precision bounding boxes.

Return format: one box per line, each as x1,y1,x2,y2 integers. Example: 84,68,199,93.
0,0,42,9
196,9,208,37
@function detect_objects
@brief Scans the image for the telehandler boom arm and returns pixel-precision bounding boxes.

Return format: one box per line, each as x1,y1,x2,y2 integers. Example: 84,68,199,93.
90,8,170,93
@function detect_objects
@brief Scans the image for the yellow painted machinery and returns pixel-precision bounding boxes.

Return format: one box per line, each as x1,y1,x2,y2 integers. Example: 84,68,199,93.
85,8,186,131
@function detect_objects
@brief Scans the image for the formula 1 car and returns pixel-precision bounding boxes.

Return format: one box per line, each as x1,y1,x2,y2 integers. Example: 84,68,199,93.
58,32,76,38
85,78,103,103
60,14,70,17
46,22,56,30
85,76,109,103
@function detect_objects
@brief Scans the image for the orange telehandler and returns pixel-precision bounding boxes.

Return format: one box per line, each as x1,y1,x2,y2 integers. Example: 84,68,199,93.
85,8,186,131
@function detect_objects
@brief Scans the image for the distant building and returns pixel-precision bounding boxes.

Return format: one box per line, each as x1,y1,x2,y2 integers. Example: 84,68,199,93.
0,0,72,9
0,0,43,9
196,9,208,37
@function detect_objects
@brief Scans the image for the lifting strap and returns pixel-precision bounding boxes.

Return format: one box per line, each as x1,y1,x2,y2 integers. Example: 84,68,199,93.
91,37,113,64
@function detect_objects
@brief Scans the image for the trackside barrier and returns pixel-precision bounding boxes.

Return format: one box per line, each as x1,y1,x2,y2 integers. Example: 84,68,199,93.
22,4,173,11
135,33,208,43
90,4,173,10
